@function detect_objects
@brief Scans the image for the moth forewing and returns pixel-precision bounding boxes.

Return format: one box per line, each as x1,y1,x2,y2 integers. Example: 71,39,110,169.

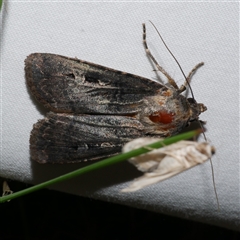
25,23,207,164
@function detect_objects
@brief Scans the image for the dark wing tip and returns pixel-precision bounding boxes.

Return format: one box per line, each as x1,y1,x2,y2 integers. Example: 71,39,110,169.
25,53,44,93
25,53,57,111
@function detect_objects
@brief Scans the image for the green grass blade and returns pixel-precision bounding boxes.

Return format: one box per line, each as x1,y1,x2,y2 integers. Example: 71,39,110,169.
0,129,201,203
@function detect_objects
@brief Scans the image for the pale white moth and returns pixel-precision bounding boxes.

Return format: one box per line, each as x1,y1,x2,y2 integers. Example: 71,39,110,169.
121,138,215,192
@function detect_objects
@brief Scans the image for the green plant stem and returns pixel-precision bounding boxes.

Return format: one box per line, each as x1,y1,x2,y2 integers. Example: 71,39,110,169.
0,129,201,203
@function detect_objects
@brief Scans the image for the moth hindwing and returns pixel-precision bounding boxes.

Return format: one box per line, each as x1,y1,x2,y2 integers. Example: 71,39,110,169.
25,26,206,163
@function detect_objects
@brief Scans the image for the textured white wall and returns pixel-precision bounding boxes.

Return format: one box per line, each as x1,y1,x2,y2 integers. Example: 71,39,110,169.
0,1,239,230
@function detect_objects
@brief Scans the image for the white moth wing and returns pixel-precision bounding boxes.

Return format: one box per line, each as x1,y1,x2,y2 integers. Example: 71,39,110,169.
122,137,165,172
121,138,215,192
2,181,13,196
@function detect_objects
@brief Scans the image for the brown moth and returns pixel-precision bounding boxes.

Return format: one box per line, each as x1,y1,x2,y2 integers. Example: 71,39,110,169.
25,23,206,163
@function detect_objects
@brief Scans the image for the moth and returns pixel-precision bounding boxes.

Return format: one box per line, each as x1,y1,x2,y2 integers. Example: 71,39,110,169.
121,138,215,192
25,23,206,163
2,181,13,198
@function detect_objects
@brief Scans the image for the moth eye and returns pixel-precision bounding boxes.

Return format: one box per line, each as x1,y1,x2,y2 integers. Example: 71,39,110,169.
187,98,197,104
149,111,174,124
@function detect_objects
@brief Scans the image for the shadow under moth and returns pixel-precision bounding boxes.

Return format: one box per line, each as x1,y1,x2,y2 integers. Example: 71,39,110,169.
25,23,207,164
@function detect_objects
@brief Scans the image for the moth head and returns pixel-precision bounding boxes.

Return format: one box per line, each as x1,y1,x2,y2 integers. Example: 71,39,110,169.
187,98,207,122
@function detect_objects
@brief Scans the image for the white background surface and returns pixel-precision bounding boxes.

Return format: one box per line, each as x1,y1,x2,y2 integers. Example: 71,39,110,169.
0,1,239,230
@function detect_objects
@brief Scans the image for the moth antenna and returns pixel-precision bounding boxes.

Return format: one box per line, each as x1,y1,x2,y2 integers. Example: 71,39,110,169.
144,22,219,210
148,20,195,100
209,156,220,211
199,121,220,210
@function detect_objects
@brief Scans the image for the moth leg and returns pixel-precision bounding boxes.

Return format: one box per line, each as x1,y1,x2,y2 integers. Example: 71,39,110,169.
179,62,204,93
142,23,179,90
